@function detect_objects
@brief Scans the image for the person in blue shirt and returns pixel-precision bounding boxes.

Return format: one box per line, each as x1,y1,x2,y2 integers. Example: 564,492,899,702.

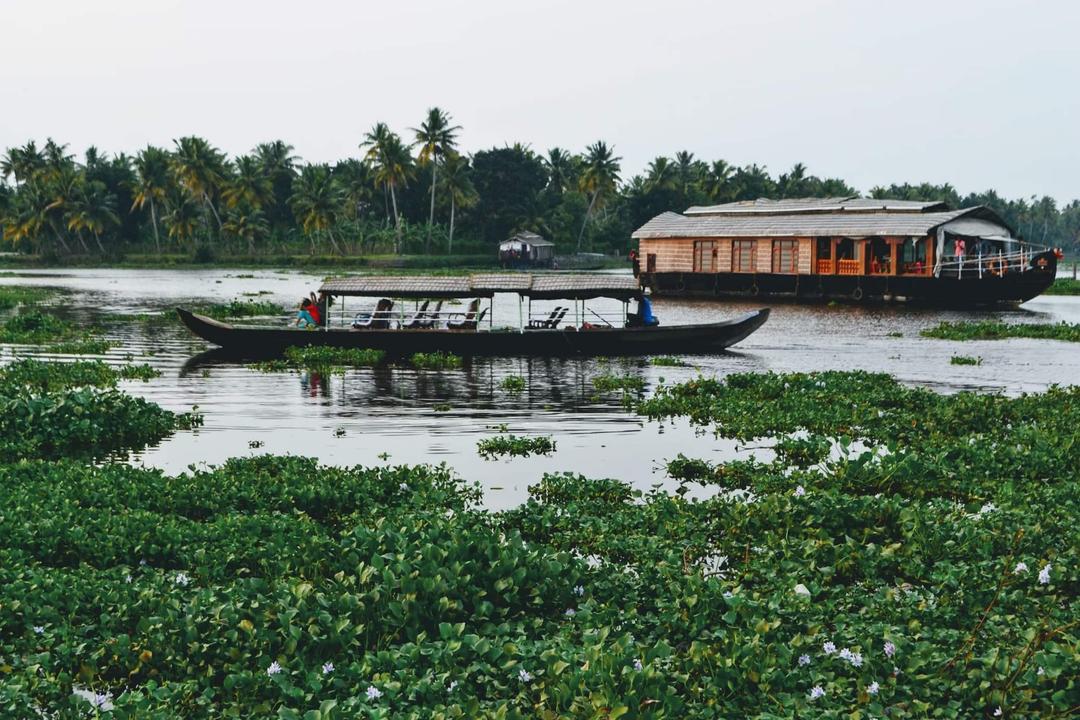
627,295,659,327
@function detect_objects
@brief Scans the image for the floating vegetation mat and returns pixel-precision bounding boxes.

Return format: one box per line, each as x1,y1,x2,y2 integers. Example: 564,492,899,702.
922,320,1080,342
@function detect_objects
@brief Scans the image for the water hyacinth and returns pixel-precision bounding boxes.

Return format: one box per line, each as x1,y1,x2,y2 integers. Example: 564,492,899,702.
1013,561,1028,574
321,662,334,675
884,640,896,658
633,658,643,671
993,707,1002,717
448,680,459,691
174,572,191,586
518,668,533,683
266,661,282,676
823,641,836,655
573,584,585,596
867,681,879,695
1038,563,1051,584
365,685,383,700
809,685,825,700
798,654,811,667
794,485,806,497
32,625,44,634
564,608,576,617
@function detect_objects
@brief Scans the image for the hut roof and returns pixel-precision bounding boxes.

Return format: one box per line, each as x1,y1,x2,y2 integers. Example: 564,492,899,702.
684,196,948,216
319,273,640,300
632,205,1011,240
506,231,555,247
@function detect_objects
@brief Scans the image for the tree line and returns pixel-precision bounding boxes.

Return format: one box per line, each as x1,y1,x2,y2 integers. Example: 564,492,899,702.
1,107,1077,259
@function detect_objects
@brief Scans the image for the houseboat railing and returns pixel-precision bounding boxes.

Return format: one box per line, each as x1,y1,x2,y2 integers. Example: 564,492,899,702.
935,247,1043,279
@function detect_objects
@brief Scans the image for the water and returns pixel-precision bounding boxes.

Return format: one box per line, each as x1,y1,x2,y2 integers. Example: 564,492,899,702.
3,268,1079,509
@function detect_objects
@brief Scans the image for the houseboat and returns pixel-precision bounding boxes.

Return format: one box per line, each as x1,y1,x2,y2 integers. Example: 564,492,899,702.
632,197,1061,305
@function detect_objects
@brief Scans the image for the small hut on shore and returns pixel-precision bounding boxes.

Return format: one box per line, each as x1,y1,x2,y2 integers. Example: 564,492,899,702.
499,231,555,268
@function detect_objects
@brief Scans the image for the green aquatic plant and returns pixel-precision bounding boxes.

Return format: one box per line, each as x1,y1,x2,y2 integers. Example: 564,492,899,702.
410,351,463,370
1044,277,1080,295
649,355,687,367
922,320,1080,342
0,285,53,309
0,359,158,392
950,354,983,365
500,375,527,393
200,298,284,319
477,433,556,458
592,373,645,393
0,310,72,343
251,346,386,373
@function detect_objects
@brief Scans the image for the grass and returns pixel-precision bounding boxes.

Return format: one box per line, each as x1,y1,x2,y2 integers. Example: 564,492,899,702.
922,320,1080,343
1044,277,1080,295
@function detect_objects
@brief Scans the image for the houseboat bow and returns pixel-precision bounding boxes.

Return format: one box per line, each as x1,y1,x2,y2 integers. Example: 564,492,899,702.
633,197,1060,306
177,274,769,357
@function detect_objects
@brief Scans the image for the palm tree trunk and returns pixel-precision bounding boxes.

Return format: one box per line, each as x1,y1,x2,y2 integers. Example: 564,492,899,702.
448,197,455,255
426,162,437,253
327,228,342,255
577,192,598,252
149,198,161,254
48,220,72,254
389,183,401,254
203,192,223,231
93,231,105,254
75,229,90,253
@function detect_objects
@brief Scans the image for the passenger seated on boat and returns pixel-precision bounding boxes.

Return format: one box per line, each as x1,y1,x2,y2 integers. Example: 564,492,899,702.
296,298,317,328
626,296,659,327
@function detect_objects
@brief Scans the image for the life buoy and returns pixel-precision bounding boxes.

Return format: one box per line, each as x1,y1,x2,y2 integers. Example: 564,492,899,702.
852,287,864,301
987,259,1005,277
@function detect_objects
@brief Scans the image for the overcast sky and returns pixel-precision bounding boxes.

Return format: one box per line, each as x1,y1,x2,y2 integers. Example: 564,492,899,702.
2,0,1077,202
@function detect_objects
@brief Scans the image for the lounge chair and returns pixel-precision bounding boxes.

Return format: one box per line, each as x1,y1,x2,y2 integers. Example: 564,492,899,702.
546,307,569,329
352,299,394,329
447,299,480,330
402,301,430,329
420,301,443,329
529,306,563,329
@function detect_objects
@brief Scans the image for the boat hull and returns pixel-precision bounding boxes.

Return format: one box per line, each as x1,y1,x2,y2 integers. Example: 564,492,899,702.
176,308,770,357
643,251,1058,306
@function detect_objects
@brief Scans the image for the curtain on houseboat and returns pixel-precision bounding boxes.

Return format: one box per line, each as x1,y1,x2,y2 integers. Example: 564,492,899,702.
934,218,1014,277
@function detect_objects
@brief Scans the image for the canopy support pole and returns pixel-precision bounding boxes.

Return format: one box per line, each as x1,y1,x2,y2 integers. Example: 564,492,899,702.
518,295,523,333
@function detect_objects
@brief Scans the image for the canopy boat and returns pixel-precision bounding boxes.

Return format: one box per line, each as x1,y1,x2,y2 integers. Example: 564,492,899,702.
177,273,769,357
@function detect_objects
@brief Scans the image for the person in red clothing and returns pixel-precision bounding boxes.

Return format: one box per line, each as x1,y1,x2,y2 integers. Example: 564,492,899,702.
306,292,322,326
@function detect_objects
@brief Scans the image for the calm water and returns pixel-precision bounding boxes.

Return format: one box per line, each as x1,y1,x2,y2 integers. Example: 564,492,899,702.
3,268,1079,509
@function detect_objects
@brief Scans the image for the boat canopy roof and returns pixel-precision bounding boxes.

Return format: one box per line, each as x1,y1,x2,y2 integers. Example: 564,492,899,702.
319,273,642,300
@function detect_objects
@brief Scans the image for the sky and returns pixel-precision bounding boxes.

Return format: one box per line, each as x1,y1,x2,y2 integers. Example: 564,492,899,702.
2,0,1077,203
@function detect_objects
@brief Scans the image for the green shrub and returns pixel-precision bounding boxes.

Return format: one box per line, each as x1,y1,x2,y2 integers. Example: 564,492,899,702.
477,434,556,458
922,320,1080,342
410,351,463,370
950,354,982,365
500,375,527,393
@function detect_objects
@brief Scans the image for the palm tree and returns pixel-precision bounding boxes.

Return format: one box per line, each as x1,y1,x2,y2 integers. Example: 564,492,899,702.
254,141,299,226
1,141,45,186
131,146,170,253
222,155,273,211
674,151,701,195
576,141,621,251
362,124,413,253
162,187,201,251
703,160,733,202
45,165,89,252
543,148,579,194
290,164,345,254
646,156,676,190
67,180,118,253
411,107,461,252
171,136,228,235
222,204,270,255
438,152,477,254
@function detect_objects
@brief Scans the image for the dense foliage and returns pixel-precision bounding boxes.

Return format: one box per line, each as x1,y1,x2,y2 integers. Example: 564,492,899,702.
477,434,557,459
254,347,387,373
3,114,1077,260
922,321,1080,343
0,358,159,392
1045,278,1080,296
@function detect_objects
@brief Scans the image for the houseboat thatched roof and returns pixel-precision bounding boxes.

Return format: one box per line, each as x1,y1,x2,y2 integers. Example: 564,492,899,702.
319,273,640,300
684,196,948,216
633,202,1013,240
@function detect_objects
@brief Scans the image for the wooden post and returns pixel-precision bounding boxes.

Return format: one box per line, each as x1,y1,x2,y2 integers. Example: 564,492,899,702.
889,238,899,276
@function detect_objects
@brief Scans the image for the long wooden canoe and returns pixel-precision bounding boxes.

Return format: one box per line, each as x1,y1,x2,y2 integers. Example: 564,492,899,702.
176,307,769,357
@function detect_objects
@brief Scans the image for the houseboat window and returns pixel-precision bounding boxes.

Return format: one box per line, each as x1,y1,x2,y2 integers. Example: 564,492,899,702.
693,240,718,272
901,237,928,274
816,238,832,259
732,240,756,273
869,238,891,274
772,240,799,273
646,253,657,273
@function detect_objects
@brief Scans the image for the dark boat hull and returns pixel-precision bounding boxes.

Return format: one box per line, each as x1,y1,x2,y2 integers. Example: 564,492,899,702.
177,308,770,357
643,251,1058,306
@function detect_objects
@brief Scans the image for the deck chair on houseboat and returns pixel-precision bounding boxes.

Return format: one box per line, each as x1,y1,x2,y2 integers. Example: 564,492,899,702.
352,298,394,329
420,301,443,329
528,306,563,329
402,301,430,329
447,299,479,330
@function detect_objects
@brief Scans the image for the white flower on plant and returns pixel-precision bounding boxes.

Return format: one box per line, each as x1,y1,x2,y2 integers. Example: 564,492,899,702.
839,647,853,661
633,658,643,671
448,680,458,691
794,485,806,497
893,665,901,676
125,574,133,583
573,584,585,596
518,668,532,683
723,590,734,598
174,572,191,587
867,681,879,695
809,685,825,700
399,482,409,491
884,640,896,658
978,502,996,515
849,651,863,667
1037,666,1045,676
585,555,603,569
823,641,836,655
365,685,383,700
139,559,147,566
1038,563,1051,585
266,661,282,676
794,583,811,597
91,692,112,709
321,662,334,675
1013,562,1028,575
993,707,1002,717
798,654,811,667
32,626,44,635
564,608,576,617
